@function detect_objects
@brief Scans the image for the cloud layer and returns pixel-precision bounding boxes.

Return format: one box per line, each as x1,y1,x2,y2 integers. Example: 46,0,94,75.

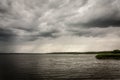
0,0,120,53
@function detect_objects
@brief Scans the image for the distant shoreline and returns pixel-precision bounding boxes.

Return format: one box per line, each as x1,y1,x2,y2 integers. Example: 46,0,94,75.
0,50,118,54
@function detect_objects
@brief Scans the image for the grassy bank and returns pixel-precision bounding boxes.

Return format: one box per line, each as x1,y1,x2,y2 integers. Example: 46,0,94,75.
96,53,120,59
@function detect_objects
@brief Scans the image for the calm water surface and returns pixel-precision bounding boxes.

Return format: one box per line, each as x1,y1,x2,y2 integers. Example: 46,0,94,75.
0,54,120,80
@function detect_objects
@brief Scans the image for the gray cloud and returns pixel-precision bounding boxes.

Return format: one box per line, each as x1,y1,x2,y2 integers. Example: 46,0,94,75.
38,30,59,38
67,0,120,27
0,0,120,52
68,27,120,37
1,0,120,35
0,0,11,13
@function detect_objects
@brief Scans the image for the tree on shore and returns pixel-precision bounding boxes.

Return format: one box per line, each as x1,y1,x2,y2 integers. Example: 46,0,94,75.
113,49,120,54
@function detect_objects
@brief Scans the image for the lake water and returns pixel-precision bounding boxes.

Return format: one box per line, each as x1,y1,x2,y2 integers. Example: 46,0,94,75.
0,54,120,80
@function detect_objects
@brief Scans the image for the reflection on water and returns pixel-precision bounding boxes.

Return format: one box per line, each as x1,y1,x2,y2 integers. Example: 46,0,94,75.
0,54,120,80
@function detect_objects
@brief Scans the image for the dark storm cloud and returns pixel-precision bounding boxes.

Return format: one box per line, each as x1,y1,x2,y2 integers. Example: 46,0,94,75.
0,28,15,52
68,19,120,28
81,19,120,27
0,8,7,13
0,28,15,41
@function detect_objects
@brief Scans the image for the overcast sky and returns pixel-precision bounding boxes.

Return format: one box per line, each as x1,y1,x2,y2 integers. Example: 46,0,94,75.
0,0,120,53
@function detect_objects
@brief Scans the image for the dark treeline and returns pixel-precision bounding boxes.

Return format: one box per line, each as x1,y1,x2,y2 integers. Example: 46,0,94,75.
49,49,120,54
